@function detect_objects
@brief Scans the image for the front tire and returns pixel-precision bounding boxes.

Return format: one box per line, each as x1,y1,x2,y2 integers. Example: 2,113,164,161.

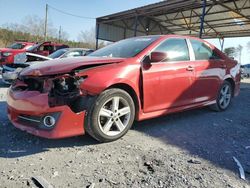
209,80,232,111
85,88,135,142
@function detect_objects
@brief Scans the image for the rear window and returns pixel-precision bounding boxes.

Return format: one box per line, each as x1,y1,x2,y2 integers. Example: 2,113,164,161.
49,49,68,59
8,43,25,49
190,39,213,60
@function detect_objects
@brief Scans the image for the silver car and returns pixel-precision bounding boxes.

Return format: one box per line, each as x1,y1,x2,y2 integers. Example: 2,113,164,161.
1,48,94,84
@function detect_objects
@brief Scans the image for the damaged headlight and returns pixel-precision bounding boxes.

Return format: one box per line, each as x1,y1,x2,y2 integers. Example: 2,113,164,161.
54,77,76,93
52,75,87,95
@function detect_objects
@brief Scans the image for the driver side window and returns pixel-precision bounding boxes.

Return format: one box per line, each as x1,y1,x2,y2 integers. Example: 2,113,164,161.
153,38,190,62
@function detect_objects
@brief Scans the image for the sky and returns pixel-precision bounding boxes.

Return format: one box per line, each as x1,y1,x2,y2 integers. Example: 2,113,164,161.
0,0,249,64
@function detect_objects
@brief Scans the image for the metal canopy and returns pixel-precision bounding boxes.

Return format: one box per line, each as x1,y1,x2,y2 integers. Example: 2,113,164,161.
96,0,250,46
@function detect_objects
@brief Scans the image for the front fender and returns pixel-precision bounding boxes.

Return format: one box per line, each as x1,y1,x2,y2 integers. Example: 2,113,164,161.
79,63,141,95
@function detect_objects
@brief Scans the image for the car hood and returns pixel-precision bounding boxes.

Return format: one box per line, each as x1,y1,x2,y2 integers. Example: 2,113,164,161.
0,48,25,53
20,56,125,76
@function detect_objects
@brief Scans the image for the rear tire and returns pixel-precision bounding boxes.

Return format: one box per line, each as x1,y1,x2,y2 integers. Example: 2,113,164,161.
85,88,135,142
209,80,232,112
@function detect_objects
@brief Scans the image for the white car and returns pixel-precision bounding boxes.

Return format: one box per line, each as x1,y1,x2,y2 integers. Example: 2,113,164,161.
1,48,94,84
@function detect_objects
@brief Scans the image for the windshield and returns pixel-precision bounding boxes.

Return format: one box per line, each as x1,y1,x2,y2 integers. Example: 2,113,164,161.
49,48,68,59
8,42,25,49
89,36,160,58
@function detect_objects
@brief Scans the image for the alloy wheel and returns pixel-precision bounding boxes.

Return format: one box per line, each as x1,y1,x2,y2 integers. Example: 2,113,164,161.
98,96,131,136
219,84,231,109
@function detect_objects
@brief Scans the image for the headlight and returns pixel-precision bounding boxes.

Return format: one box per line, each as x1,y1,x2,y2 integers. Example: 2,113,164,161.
3,52,12,57
53,76,87,94
74,76,87,87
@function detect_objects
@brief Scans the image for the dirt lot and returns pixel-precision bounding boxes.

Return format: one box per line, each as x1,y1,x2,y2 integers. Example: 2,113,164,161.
0,77,250,188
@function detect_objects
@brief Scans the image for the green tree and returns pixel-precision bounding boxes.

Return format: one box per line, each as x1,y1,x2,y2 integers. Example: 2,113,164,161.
224,47,237,58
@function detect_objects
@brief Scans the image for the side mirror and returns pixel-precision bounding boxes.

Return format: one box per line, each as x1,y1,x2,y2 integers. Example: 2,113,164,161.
149,51,168,63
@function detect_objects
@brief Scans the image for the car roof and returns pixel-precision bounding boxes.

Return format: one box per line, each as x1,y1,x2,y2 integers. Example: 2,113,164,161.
16,41,35,45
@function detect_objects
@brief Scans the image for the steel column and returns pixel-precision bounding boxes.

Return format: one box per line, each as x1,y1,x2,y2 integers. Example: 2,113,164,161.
219,37,224,51
96,23,100,50
199,0,207,38
134,15,138,37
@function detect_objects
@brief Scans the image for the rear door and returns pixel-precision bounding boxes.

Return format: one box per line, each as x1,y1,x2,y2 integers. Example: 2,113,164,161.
189,39,225,103
142,38,195,113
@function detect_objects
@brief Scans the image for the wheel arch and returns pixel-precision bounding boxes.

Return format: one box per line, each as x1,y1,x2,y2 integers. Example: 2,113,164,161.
224,77,235,96
107,83,141,120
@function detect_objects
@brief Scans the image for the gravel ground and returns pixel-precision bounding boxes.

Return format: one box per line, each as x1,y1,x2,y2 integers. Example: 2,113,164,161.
0,77,250,188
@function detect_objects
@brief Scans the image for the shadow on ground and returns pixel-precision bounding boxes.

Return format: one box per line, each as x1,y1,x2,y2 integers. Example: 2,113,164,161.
133,81,250,173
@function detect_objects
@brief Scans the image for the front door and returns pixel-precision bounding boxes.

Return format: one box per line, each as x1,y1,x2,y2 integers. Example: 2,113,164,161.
142,38,194,113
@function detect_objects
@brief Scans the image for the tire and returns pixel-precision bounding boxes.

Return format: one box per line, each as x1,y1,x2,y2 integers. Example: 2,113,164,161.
209,80,233,112
85,88,135,142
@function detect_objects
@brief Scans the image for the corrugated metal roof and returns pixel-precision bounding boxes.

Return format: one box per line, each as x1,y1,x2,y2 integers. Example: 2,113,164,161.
97,0,250,42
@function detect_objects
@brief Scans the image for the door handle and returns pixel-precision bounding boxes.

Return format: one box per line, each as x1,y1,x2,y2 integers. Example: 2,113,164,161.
186,66,194,71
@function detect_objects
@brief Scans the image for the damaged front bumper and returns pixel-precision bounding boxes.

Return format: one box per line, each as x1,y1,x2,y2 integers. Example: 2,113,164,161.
7,88,86,139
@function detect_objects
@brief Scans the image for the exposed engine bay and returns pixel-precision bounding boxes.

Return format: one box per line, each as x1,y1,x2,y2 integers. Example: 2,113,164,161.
11,72,89,112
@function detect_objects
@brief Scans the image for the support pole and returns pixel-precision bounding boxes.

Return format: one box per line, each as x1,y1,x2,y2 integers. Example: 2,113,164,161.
59,26,62,42
44,4,48,41
124,28,126,39
219,37,224,51
95,23,100,50
199,0,206,38
134,15,138,37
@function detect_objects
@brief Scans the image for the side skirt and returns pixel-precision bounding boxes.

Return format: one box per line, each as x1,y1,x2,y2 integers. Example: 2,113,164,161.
137,100,216,121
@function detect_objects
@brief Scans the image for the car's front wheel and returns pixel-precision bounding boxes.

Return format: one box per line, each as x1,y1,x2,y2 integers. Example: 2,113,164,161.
85,88,135,142
210,80,233,111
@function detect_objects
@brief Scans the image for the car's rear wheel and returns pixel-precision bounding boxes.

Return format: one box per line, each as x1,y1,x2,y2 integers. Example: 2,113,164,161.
210,80,232,111
85,88,135,142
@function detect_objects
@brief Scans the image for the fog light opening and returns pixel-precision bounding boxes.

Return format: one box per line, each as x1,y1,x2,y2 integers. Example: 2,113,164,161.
43,115,56,128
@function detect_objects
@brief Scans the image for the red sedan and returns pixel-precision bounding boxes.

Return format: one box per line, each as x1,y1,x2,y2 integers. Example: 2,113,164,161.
6,35,241,142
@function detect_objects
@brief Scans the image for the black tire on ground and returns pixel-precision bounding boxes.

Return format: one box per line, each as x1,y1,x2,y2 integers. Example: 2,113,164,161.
209,80,233,112
85,88,135,142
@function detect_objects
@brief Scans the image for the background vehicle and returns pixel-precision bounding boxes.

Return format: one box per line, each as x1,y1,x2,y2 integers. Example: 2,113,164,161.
27,41,69,57
27,48,94,62
0,41,35,65
1,48,94,84
7,35,240,142
0,41,68,65
241,64,250,78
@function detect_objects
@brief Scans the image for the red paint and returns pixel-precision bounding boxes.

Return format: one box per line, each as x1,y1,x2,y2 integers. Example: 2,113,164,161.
0,41,68,65
7,35,241,139
7,89,84,139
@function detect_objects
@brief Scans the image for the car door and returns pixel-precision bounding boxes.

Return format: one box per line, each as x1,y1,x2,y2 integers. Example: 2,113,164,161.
35,44,50,56
189,39,225,103
142,38,195,113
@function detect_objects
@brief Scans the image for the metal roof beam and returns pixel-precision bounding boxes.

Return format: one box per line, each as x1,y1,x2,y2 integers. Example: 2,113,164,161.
214,0,250,22
155,15,200,34
152,6,250,23
147,15,221,38
147,17,174,34
161,16,250,28
192,9,221,38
